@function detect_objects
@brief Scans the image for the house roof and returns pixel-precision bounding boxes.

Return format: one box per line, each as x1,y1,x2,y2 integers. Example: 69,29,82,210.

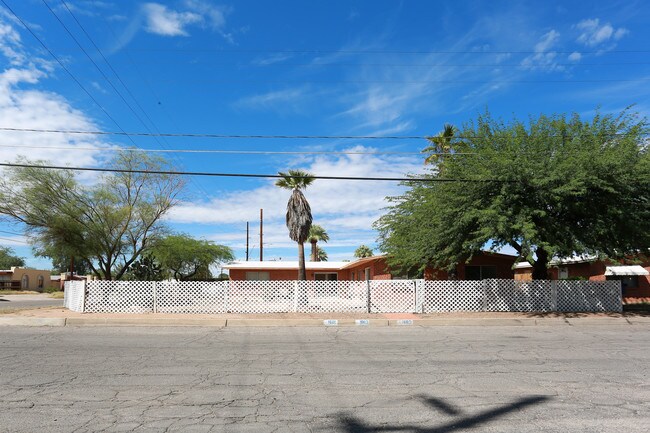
223,261,350,270
224,255,387,271
604,265,649,276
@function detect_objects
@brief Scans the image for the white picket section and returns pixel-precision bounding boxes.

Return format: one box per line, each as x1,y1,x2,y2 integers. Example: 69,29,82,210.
70,278,622,314
63,280,86,312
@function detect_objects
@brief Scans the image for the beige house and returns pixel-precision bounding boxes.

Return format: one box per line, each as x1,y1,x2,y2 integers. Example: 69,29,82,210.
0,267,53,291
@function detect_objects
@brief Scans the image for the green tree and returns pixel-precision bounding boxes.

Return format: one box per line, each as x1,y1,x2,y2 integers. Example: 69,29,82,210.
376,109,650,279
149,234,234,281
126,254,164,281
308,224,329,261
316,246,328,262
0,246,25,269
422,123,461,165
354,245,374,258
275,169,315,280
0,151,185,280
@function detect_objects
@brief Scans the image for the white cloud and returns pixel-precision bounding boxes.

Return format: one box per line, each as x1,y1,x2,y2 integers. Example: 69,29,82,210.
142,3,202,36
0,16,113,170
167,146,425,259
234,87,311,111
520,30,563,71
568,51,582,62
575,18,628,47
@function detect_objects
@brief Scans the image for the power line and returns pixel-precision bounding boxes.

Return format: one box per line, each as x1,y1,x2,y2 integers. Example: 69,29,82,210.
0,144,440,156
0,229,24,236
120,47,650,55
0,162,515,183
56,0,213,201
0,236,29,245
0,0,137,147
1,127,645,140
129,61,650,68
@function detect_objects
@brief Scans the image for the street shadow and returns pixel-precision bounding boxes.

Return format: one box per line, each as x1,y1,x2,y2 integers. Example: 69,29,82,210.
337,394,550,433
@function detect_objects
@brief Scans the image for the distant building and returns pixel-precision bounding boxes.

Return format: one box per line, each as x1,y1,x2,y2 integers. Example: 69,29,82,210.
514,256,650,297
0,267,53,291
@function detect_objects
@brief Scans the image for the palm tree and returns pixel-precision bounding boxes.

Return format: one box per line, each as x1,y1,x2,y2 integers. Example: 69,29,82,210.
422,123,457,165
316,246,328,262
275,169,315,280
354,245,374,258
308,224,329,261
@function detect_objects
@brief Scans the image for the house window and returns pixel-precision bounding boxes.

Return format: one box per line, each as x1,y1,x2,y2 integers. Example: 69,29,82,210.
351,271,355,281
558,267,569,280
607,275,639,294
314,273,338,281
245,271,270,281
37,275,44,289
465,266,497,280
364,267,371,281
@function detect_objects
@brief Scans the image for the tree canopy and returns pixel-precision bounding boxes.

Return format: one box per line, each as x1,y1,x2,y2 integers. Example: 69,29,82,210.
376,109,650,279
354,245,374,258
147,234,234,281
0,246,25,269
0,152,185,280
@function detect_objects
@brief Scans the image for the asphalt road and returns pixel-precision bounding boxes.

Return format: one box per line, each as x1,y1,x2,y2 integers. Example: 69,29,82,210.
0,294,64,311
0,325,648,432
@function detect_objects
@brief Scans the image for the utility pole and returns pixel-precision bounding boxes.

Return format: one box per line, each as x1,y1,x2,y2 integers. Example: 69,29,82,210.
260,209,264,262
245,222,249,261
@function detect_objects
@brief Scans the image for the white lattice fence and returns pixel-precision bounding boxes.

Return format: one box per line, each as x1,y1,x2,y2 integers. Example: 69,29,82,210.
84,281,154,313
63,280,85,312
72,279,622,314
557,280,622,312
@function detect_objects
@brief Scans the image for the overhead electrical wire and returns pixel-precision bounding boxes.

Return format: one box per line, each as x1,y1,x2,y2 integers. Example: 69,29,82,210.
0,127,645,140
0,0,139,148
52,0,213,200
119,48,650,55
0,162,516,183
0,144,446,156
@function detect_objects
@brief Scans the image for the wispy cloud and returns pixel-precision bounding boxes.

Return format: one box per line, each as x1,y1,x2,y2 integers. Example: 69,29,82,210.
520,30,563,71
142,3,202,36
575,18,628,48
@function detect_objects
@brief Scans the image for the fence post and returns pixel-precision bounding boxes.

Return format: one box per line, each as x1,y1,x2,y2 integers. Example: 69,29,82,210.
412,280,417,313
81,280,87,313
481,280,488,311
152,281,157,313
366,279,371,313
293,281,299,312
550,280,558,312
415,279,425,313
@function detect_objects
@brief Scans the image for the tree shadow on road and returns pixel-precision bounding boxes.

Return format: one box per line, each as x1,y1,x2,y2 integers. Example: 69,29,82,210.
337,394,550,432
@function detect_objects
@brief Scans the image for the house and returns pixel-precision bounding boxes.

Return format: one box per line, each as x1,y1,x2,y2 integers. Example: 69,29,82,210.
0,267,53,291
225,256,391,281
514,256,650,297
425,251,518,280
225,251,517,281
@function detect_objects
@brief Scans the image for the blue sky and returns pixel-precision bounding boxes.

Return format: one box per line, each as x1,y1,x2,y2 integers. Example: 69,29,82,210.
1,0,649,270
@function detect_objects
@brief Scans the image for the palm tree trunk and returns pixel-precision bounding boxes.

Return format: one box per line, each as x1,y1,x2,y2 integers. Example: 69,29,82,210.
298,242,307,280
310,239,318,261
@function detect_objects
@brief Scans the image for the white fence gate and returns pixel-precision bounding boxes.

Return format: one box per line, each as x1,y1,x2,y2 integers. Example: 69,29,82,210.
65,279,622,314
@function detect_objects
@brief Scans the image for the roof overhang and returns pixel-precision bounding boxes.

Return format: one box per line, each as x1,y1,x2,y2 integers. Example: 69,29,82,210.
604,265,649,276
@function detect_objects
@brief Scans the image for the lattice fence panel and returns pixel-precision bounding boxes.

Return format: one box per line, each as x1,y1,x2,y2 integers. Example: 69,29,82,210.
84,281,154,313
557,280,622,312
157,281,227,314
423,280,484,312
369,280,415,313
225,280,296,313
64,280,85,312
484,280,554,312
297,280,368,313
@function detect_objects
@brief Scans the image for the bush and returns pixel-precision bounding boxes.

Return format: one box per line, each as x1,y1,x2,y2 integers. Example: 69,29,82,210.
44,286,61,293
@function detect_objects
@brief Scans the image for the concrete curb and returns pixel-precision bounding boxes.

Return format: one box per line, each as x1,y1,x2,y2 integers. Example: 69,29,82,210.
0,317,66,327
65,317,227,327
0,315,648,327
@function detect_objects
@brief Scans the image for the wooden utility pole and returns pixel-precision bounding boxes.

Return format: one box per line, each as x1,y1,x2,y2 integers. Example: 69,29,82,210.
260,209,264,262
245,222,249,261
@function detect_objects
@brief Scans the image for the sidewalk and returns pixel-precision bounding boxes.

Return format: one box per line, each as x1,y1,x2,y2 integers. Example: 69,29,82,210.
1,307,650,327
